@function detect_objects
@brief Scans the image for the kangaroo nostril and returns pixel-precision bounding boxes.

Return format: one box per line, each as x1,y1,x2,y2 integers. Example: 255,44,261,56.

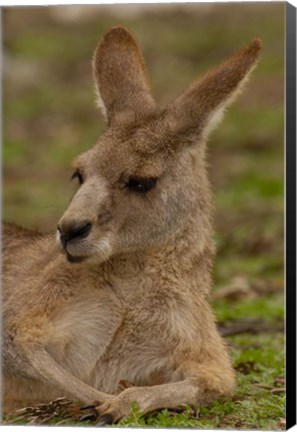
71,222,92,240
59,221,92,245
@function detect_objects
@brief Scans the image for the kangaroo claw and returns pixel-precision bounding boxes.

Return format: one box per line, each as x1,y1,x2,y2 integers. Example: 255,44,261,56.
97,414,113,426
80,403,97,411
79,411,98,422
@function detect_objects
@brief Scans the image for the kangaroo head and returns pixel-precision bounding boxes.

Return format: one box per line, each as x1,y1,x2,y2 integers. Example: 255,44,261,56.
57,26,261,264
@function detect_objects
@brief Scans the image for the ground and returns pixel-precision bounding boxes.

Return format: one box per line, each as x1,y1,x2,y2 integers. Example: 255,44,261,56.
3,3,285,429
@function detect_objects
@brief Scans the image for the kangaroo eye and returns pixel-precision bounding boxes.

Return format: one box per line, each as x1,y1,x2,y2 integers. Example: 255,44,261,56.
71,170,83,185
126,177,157,193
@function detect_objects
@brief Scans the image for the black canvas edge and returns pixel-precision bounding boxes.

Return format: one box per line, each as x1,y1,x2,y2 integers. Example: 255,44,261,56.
286,1,297,430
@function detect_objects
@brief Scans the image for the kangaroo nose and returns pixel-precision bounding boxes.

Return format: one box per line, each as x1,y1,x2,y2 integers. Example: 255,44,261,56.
58,220,92,247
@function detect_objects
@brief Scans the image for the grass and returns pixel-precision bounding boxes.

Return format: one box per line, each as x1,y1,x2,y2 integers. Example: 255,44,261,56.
3,3,285,429
214,295,284,323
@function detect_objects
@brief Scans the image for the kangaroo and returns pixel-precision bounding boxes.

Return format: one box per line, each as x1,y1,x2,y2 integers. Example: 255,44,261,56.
3,27,261,423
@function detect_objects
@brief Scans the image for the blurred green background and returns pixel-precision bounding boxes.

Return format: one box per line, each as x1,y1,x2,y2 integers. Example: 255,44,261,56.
3,3,285,429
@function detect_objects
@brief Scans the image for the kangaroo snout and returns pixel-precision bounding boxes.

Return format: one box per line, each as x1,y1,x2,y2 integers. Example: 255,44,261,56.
57,219,92,248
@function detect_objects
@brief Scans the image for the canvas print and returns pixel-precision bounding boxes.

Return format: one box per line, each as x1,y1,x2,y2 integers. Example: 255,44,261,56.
2,3,285,429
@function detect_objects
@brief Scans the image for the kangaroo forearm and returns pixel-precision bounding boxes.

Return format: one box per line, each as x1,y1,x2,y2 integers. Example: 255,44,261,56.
26,347,113,403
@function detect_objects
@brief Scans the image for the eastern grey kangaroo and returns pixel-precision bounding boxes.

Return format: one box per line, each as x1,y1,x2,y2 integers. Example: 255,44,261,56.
3,26,262,423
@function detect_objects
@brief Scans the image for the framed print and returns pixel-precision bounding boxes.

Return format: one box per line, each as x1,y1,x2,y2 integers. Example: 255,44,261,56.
2,2,295,430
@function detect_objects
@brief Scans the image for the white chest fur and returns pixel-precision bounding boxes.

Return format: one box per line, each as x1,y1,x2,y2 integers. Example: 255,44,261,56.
45,291,123,385
44,275,197,394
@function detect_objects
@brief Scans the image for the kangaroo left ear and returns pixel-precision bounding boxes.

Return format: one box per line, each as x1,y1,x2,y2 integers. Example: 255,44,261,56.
164,38,262,141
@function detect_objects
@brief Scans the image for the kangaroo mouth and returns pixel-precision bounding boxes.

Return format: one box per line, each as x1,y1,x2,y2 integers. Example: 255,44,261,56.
66,252,86,263
56,232,89,263
63,241,90,263
56,229,113,264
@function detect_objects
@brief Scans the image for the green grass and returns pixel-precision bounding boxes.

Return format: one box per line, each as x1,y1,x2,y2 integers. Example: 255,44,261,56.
118,332,285,429
214,294,284,323
3,3,284,429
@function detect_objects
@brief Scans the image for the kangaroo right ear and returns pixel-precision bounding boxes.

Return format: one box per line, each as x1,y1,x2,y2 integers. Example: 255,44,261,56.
92,26,156,126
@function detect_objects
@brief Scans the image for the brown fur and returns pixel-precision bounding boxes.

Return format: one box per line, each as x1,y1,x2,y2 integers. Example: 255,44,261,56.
2,27,261,421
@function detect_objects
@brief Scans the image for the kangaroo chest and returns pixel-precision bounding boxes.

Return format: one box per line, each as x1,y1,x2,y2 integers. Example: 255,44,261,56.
45,277,193,393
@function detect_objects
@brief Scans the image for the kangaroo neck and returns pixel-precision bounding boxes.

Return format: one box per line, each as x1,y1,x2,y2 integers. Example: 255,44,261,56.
100,214,214,291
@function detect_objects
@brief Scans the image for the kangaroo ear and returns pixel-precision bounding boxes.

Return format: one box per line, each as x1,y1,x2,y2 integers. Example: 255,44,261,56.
93,26,156,126
164,38,262,141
